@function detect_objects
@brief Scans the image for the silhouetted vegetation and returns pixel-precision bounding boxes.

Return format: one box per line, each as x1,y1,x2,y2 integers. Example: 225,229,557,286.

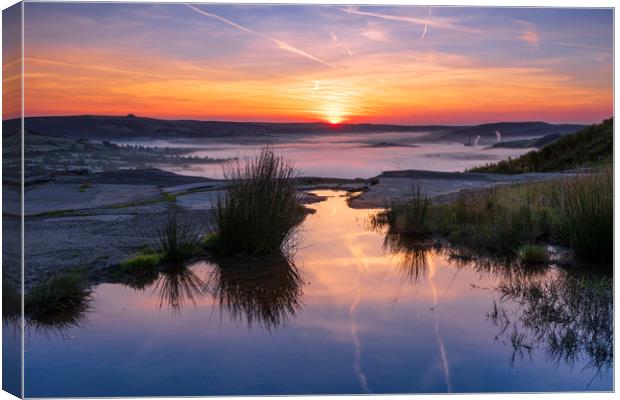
2,281,21,322
380,185,430,235
108,250,160,290
554,168,613,262
516,244,548,266
156,207,202,263
488,271,612,379
378,166,612,266
207,147,304,255
24,270,92,330
154,264,207,314
205,254,304,331
470,118,612,174
109,209,203,289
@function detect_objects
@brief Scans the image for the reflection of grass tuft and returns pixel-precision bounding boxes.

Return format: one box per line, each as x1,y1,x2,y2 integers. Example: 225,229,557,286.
210,147,304,255
490,271,612,374
205,253,304,331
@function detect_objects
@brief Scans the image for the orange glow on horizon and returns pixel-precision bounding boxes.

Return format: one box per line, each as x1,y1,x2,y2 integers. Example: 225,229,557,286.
18,50,612,125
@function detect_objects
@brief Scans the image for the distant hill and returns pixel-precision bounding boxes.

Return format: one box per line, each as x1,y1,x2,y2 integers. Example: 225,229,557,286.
424,121,584,144
9,115,447,141
490,133,563,149
2,115,584,142
469,118,613,174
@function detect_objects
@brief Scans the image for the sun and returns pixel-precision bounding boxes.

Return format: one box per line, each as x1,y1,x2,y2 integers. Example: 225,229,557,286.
322,104,347,125
327,116,343,124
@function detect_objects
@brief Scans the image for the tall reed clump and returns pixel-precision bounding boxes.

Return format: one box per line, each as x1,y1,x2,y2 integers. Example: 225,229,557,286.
384,185,430,235
156,207,202,263
25,269,92,325
555,167,612,263
208,147,304,255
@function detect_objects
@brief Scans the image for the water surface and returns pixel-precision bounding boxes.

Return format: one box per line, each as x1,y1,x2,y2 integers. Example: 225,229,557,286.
22,191,612,396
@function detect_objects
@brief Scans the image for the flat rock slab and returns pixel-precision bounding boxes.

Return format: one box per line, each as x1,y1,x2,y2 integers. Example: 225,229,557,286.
350,171,570,209
23,208,213,287
24,183,161,215
175,190,226,210
163,181,228,195
52,168,213,187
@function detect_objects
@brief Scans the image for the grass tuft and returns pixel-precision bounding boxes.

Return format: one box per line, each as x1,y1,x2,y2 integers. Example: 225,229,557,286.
209,147,304,255
555,168,612,263
383,185,430,235
381,167,612,267
79,182,90,192
156,208,202,263
25,269,91,325
120,252,160,269
517,244,549,266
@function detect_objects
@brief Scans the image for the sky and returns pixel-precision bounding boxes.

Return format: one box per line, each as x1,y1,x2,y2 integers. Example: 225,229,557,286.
5,3,614,124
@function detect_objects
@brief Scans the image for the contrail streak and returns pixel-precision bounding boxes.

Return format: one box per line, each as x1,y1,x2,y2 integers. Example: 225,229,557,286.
547,41,612,51
350,288,371,394
421,7,432,41
347,238,373,394
25,57,169,79
427,257,453,393
340,7,481,34
186,4,338,68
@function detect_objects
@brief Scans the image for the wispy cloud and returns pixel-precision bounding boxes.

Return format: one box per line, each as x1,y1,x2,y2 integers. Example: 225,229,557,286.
361,29,387,41
330,31,338,42
340,6,482,34
513,19,540,47
185,4,338,68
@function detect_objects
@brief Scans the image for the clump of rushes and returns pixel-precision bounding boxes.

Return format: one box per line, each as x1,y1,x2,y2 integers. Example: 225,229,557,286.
555,167,612,263
426,187,551,256
25,269,91,326
156,207,202,262
517,244,549,266
79,181,90,192
111,250,161,290
208,147,304,255
2,281,21,321
384,185,430,235
120,252,160,269
381,168,612,267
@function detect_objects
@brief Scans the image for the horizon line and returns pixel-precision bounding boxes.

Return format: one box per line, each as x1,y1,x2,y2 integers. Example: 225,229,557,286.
4,113,600,127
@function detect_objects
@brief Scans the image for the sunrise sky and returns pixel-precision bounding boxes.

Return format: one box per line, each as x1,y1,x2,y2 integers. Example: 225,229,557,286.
7,3,614,124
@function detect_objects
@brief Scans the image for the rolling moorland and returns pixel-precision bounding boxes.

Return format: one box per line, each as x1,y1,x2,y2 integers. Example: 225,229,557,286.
4,114,584,142
470,118,613,173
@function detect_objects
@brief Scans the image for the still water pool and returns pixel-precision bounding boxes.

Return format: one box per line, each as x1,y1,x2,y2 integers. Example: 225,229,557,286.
23,191,612,397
